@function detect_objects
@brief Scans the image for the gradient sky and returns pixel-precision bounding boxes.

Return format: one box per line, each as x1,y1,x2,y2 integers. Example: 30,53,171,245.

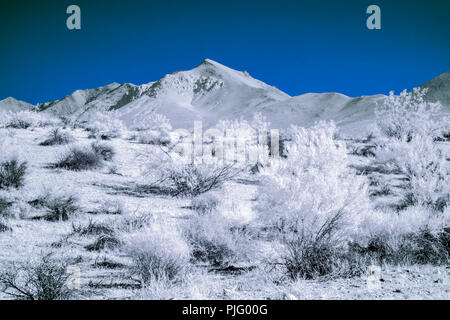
0,0,449,104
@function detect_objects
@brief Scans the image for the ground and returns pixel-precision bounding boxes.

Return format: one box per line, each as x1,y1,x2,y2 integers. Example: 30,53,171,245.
0,126,449,300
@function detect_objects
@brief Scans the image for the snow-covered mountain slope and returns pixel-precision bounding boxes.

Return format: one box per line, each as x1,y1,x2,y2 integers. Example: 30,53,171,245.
115,59,290,128
255,92,386,135
8,60,448,135
0,97,34,112
420,71,450,111
37,59,290,128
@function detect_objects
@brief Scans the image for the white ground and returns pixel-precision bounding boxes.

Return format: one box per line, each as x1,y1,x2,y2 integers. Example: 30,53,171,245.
0,126,449,300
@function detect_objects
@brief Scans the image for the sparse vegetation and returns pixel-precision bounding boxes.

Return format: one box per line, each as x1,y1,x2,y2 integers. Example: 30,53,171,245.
85,235,122,251
90,142,115,161
40,128,74,146
0,254,73,300
184,214,248,267
0,159,27,190
85,111,126,140
54,145,101,170
0,111,61,129
31,191,80,221
125,227,190,285
72,219,115,236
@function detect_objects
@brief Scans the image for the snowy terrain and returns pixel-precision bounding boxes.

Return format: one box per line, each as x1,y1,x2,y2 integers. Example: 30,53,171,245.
0,61,449,301
2,59,448,136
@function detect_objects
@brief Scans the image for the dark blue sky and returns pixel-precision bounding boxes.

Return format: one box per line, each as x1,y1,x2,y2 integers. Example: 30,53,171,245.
0,0,449,104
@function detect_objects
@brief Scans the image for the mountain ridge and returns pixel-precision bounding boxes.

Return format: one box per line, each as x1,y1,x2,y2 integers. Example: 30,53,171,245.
1,60,448,136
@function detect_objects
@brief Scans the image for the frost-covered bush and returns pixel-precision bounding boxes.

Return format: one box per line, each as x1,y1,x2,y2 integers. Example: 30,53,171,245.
85,235,122,251
90,141,115,161
0,159,27,190
375,88,444,141
191,192,220,215
214,113,272,167
85,111,126,140
0,111,61,129
144,151,241,197
97,199,124,215
183,213,251,267
54,142,113,171
124,226,190,284
40,128,74,146
374,136,450,211
130,110,172,145
255,122,369,236
72,219,115,236
136,129,171,146
254,122,370,279
353,205,450,265
31,190,80,222
373,90,450,211
0,219,11,232
0,253,73,300
0,138,27,190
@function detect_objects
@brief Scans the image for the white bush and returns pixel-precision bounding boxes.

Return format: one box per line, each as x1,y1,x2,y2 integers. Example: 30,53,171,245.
183,212,252,266
0,111,61,129
130,110,172,145
255,122,369,239
143,150,241,197
374,136,449,210
375,88,444,141
85,111,126,139
124,226,190,284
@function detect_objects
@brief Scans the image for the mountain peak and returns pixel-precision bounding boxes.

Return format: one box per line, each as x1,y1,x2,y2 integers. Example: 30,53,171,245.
0,97,34,112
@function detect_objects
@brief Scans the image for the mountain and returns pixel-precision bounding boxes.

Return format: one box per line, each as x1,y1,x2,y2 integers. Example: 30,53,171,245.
420,71,450,111
0,97,34,112
38,59,290,128
4,60,448,137
255,93,387,136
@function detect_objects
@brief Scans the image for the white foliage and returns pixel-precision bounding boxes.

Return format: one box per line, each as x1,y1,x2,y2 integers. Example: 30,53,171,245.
375,88,444,141
375,136,449,209
255,122,370,240
85,110,126,139
0,110,61,129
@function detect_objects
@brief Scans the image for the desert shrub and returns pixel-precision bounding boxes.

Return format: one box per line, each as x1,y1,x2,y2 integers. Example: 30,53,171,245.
85,235,122,251
254,122,370,279
85,111,126,140
0,254,73,300
90,141,115,161
146,153,241,197
0,219,11,232
96,199,124,215
0,138,27,190
130,110,172,145
0,159,27,189
0,195,10,216
115,213,153,232
355,206,450,265
183,214,248,267
1,111,61,129
32,191,80,221
283,234,367,280
124,227,190,284
373,136,450,211
255,122,369,235
351,229,449,266
136,129,171,146
54,145,103,170
40,128,74,146
72,219,115,236
375,88,444,141
190,192,220,215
